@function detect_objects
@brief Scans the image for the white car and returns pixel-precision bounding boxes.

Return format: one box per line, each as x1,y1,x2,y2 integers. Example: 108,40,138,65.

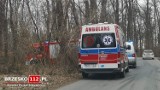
125,41,137,68
142,50,154,60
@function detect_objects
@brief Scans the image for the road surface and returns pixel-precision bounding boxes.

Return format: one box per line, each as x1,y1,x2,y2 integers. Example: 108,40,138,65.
58,57,160,90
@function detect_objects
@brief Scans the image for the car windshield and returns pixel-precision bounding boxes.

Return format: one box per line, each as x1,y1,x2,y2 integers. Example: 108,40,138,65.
82,33,116,48
126,45,131,50
144,50,153,53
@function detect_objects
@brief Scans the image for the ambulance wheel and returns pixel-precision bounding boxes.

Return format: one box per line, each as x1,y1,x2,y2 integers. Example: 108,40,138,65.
133,63,137,68
120,69,125,78
82,72,88,79
125,66,129,73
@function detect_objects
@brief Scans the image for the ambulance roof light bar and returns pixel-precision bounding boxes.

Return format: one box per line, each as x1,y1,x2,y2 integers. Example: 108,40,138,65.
98,23,103,24
128,40,133,43
88,23,92,25
104,22,108,24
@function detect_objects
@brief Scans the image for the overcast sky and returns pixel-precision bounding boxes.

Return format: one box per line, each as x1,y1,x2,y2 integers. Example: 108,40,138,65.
138,0,145,6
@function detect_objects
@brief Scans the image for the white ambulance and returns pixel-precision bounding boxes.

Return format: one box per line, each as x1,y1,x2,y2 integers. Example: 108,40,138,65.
78,23,129,78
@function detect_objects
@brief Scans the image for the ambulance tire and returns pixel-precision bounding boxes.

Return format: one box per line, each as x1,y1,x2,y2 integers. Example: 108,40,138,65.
125,66,129,73
120,69,125,78
82,72,89,79
133,63,137,68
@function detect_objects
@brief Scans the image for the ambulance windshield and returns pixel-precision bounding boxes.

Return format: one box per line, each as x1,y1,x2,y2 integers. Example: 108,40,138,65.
82,33,116,48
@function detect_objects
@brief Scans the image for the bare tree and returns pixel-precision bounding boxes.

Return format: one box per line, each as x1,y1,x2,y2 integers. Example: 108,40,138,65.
0,0,7,58
84,0,90,24
71,0,80,26
115,0,119,24
46,0,51,40
110,0,119,24
126,0,133,40
9,0,19,63
144,0,152,49
100,0,107,22
0,0,160,74
90,0,98,23
26,0,40,41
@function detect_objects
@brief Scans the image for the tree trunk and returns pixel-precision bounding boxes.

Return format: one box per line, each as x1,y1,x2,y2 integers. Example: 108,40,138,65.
71,0,79,26
145,0,150,49
46,0,51,40
115,0,119,24
9,0,18,62
100,0,107,23
26,0,39,41
0,0,6,52
84,0,90,24
126,0,133,40
90,0,98,23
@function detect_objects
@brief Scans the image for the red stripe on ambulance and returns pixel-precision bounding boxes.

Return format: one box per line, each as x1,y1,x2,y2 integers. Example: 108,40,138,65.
80,54,119,64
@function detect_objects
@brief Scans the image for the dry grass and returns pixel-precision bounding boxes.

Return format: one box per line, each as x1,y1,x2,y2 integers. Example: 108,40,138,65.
0,39,80,90
1,74,80,90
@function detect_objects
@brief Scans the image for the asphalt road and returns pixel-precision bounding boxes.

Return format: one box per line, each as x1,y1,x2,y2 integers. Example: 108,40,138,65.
58,57,160,90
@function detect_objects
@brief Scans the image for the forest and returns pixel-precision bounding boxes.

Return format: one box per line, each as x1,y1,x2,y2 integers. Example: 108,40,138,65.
0,0,160,75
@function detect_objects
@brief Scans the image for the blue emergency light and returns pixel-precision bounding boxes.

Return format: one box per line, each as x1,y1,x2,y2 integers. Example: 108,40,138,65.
128,40,133,43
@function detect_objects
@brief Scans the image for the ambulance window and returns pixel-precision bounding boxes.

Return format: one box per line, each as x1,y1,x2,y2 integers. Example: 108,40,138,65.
127,45,131,50
100,33,116,48
82,33,116,48
82,34,96,48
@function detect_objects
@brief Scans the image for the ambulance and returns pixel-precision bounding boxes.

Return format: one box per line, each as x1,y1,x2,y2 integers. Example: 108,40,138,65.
78,22,129,78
